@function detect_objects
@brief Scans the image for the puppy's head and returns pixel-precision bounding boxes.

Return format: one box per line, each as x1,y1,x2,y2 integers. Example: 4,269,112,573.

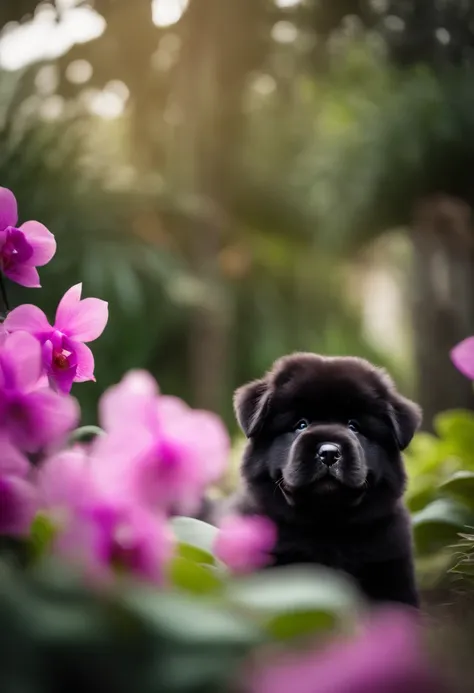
234,353,421,516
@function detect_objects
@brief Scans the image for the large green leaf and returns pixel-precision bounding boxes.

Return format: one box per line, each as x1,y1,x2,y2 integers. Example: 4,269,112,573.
170,517,219,567
123,588,262,647
412,498,474,556
439,472,474,511
225,566,362,639
168,557,223,595
434,410,474,467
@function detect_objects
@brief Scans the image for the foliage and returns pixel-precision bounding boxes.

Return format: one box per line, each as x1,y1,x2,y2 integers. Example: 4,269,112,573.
405,410,474,585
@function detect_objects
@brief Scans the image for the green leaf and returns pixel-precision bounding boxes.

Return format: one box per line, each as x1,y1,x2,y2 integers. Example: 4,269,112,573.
266,610,337,640
29,513,56,561
451,558,474,576
123,589,262,646
68,426,105,445
168,557,223,595
434,410,474,466
412,498,474,556
170,517,219,566
226,566,362,639
439,471,474,510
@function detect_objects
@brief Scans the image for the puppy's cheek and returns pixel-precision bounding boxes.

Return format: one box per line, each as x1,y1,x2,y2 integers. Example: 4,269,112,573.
341,443,368,488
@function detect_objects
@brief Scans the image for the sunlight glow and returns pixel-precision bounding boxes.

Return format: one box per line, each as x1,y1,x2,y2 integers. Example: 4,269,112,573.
66,59,93,85
0,6,105,71
271,21,298,44
152,0,189,28
275,0,301,7
83,81,129,120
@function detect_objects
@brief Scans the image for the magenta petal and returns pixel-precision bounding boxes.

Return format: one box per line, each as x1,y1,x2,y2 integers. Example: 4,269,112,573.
214,516,276,574
249,610,440,693
99,370,159,431
39,449,92,511
54,283,82,328
20,220,56,266
0,434,30,476
4,304,52,336
451,337,474,380
0,332,43,391
109,505,173,583
71,341,95,382
61,297,108,342
0,475,37,536
4,264,41,288
13,389,80,452
0,187,18,230
50,364,77,394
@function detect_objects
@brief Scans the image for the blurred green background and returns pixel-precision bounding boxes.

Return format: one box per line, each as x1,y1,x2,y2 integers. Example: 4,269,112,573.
2,0,474,434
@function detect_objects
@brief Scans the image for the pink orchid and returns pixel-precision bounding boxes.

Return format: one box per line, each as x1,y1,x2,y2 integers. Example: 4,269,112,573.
249,609,443,693
93,371,230,515
0,434,36,536
4,283,108,393
0,187,56,287
214,515,277,574
38,447,173,583
451,336,474,380
0,331,79,451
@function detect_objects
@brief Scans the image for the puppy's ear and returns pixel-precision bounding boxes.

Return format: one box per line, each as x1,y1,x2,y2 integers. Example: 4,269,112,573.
234,378,271,438
389,392,422,450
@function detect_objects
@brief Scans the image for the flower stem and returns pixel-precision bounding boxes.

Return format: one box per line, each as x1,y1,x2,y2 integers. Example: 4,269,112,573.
0,271,10,320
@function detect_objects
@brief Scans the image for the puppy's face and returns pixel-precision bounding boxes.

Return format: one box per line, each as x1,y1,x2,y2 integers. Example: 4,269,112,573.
235,354,421,516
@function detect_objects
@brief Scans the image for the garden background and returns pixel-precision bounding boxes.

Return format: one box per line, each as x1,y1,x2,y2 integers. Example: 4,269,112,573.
3,2,474,691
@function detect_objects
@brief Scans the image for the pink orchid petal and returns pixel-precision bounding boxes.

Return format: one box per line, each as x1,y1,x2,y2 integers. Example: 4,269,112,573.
158,395,189,426
20,220,56,266
214,515,276,573
19,389,80,452
50,364,77,394
0,332,43,391
58,296,108,342
4,264,41,288
99,371,159,432
0,187,18,230
91,427,158,506
249,610,440,693
0,474,37,536
39,448,92,511
71,341,95,382
106,504,173,583
4,304,52,336
451,336,474,380
54,283,82,328
0,434,30,476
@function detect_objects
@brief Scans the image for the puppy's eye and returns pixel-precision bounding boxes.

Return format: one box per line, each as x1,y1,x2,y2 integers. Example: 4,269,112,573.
348,420,360,433
294,419,309,432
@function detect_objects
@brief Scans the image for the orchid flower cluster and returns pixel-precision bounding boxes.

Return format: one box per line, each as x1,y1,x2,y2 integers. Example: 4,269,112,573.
0,186,275,583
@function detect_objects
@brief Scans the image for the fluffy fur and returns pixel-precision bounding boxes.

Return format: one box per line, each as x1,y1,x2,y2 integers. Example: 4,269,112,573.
223,353,422,608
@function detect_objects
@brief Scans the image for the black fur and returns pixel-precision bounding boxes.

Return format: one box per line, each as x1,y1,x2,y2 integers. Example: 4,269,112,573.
226,353,422,608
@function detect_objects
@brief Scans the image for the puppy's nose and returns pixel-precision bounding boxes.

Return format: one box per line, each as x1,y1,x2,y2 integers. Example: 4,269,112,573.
316,442,341,466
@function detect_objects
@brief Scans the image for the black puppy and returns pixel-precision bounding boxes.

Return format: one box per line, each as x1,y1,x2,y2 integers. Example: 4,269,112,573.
225,352,422,608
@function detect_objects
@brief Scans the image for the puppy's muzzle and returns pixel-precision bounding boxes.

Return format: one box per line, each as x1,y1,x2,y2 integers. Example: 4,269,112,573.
316,442,341,467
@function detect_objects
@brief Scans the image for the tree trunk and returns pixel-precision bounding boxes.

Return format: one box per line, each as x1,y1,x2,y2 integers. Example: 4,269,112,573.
411,194,474,428
169,0,263,413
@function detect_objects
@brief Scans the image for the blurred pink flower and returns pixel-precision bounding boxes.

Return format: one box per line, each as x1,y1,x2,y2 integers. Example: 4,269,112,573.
451,336,474,380
38,447,173,583
0,332,79,451
249,609,443,693
93,371,230,514
4,283,108,393
0,187,56,287
214,515,277,574
81,502,173,583
0,434,36,536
